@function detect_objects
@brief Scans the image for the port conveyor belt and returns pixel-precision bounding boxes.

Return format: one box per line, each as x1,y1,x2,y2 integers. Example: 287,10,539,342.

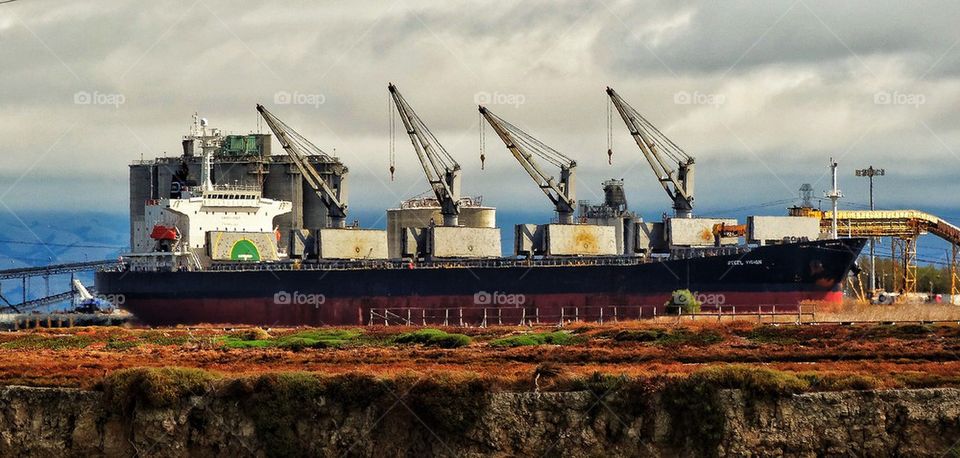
819,210,960,295
0,260,117,281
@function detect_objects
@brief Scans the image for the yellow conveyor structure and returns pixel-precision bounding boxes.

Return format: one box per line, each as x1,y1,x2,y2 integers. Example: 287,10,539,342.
797,208,960,295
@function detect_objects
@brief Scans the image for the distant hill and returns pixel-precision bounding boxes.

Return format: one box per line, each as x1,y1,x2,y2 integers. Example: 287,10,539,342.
0,211,127,269
0,211,127,308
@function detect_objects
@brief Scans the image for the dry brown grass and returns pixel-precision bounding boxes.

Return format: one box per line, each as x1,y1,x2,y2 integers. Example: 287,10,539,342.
814,301,960,322
0,321,958,390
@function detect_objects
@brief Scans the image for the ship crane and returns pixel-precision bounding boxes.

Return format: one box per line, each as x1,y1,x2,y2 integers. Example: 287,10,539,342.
606,87,695,218
478,106,577,224
256,104,348,228
388,83,461,226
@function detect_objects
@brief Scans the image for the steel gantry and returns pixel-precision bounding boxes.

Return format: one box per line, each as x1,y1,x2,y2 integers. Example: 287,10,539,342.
806,209,960,294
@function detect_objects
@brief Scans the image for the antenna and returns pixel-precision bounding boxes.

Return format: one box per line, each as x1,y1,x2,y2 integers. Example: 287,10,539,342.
825,158,842,239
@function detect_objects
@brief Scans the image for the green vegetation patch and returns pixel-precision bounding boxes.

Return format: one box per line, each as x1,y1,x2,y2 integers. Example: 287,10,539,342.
613,329,668,342
0,334,94,350
218,328,363,350
138,331,190,346
798,372,880,391
105,338,141,351
490,331,582,347
742,325,812,345
852,323,934,340
393,328,471,348
613,328,723,346
102,367,219,411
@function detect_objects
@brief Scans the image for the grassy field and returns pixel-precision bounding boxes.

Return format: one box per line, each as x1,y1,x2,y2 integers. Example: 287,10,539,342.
0,319,959,393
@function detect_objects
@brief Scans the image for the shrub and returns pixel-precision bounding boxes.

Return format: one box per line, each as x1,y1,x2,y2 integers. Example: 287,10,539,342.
393,329,471,348
490,331,581,347
665,289,701,314
236,327,272,341
102,367,219,411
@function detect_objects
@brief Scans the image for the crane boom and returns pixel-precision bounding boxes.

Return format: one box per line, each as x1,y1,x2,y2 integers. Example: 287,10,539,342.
256,104,348,228
606,87,695,218
478,106,577,224
388,83,461,226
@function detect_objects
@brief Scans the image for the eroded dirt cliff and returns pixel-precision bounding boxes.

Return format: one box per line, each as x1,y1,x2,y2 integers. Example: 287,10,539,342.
0,385,958,457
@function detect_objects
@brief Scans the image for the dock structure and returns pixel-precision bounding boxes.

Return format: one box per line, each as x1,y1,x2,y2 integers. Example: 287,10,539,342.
796,208,960,296
0,260,116,313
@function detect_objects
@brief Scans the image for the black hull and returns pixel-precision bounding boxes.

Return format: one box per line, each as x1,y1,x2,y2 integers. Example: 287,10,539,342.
95,238,866,326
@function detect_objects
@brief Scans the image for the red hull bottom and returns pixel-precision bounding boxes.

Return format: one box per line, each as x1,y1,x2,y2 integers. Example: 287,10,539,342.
125,290,842,326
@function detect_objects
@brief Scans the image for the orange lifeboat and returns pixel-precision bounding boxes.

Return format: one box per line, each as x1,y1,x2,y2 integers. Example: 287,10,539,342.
150,225,179,241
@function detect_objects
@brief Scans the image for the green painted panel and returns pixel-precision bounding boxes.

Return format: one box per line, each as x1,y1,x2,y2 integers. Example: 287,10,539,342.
230,239,261,261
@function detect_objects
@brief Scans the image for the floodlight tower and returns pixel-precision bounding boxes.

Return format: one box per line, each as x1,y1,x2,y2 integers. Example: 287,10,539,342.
856,166,885,292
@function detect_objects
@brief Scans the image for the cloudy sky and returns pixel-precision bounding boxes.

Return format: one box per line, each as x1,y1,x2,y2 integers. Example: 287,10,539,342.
2,0,959,223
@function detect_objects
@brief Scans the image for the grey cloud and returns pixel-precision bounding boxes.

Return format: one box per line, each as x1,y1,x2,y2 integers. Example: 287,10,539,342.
0,0,958,217
601,0,960,77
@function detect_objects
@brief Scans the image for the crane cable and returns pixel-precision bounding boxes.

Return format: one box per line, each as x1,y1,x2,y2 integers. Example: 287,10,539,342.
479,111,486,170
485,110,572,169
388,93,396,181
607,97,613,165
633,109,689,163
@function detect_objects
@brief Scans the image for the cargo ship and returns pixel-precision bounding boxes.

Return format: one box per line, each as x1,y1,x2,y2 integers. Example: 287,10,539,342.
96,89,866,326
97,238,864,326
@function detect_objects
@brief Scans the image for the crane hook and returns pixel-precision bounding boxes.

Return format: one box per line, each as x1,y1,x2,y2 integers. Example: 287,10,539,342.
480,154,485,170
389,165,395,181
607,148,613,165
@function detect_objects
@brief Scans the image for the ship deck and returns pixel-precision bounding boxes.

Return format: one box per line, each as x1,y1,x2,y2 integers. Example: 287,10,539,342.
111,245,753,273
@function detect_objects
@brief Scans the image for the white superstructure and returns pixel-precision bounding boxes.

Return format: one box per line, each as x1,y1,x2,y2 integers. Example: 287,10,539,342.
131,115,292,265
140,185,291,252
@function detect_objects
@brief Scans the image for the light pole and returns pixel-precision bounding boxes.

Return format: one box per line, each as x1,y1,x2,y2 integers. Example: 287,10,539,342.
856,166,885,293
826,159,842,239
